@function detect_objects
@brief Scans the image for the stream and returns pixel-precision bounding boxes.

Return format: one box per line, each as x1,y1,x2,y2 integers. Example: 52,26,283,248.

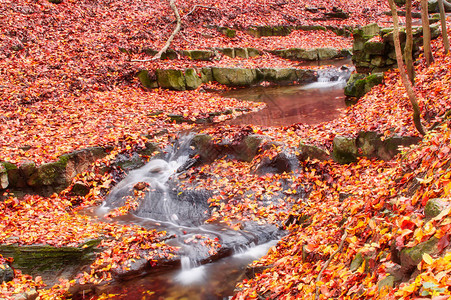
89,63,353,299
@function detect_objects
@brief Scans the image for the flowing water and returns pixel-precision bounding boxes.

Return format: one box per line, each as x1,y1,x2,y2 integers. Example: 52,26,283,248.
93,64,353,299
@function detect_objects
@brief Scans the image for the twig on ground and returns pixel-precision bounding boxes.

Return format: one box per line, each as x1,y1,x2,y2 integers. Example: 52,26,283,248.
314,229,349,300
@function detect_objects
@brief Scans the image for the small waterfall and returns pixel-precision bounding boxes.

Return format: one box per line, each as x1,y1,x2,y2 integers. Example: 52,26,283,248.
302,65,354,89
103,134,212,227
175,256,205,285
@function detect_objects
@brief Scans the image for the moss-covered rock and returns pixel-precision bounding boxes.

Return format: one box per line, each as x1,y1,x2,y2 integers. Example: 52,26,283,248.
378,275,395,293
332,136,358,164
216,47,235,58
298,142,330,161
182,50,214,61
234,48,249,58
0,263,14,283
218,27,237,38
0,163,9,189
400,237,439,272
27,159,68,187
235,135,270,162
200,68,213,83
247,48,261,57
0,239,101,272
211,67,260,86
260,68,298,83
156,69,186,91
184,68,202,90
294,69,317,83
136,69,158,89
317,47,339,60
246,25,293,37
424,198,448,219
344,73,367,98
364,41,386,55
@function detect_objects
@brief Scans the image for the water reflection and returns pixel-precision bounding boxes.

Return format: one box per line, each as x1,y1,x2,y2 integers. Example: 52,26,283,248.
223,81,347,127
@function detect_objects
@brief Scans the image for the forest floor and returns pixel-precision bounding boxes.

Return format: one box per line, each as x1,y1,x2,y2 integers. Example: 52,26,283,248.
1,0,451,299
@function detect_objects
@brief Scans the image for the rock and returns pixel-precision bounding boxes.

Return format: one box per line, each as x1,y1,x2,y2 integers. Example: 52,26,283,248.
136,69,158,89
428,0,439,12
350,252,364,272
364,41,386,55
298,142,330,161
295,69,317,83
218,27,236,38
114,153,145,171
137,142,159,157
0,163,9,189
317,47,339,60
184,68,202,90
159,49,178,60
254,150,298,175
400,237,439,276
359,23,381,38
378,275,395,293
300,48,319,61
216,47,235,58
156,69,186,91
247,48,261,57
344,73,367,98
200,68,214,83
211,67,260,86
190,134,223,163
345,73,383,99
332,136,358,164
234,135,271,162
260,68,298,83
246,26,293,37
424,198,448,219
305,6,318,13
0,240,101,273
182,50,214,61
324,8,349,19
71,181,90,196
0,262,14,283
234,48,249,58
245,264,272,279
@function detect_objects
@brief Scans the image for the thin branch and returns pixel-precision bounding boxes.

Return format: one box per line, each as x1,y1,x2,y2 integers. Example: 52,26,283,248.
131,0,181,62
183,5,217,19
314,230,348,300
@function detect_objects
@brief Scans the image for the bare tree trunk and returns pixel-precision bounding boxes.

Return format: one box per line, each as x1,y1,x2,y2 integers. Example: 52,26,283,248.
421,0,434,66
438,0,450,54
153,0,181,60
404,0,415,84
388,0,426,135
131,0,181,62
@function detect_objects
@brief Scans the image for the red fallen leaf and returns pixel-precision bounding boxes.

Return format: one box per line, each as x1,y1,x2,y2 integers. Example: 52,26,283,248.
437,233,450,253
400,219,416,231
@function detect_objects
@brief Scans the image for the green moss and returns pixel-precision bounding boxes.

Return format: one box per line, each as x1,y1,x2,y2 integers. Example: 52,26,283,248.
136,70,158,89
185,68,202,90
156,69,186,91
0,240,101,272
332,136,358,164
364,41,386,55
401,237,439,266
424,199,447,219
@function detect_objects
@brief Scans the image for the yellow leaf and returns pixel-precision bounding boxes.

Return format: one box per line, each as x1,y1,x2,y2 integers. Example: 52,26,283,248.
422,253,434,265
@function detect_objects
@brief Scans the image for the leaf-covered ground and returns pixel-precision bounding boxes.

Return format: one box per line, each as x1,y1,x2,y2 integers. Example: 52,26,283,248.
1,0,451,299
